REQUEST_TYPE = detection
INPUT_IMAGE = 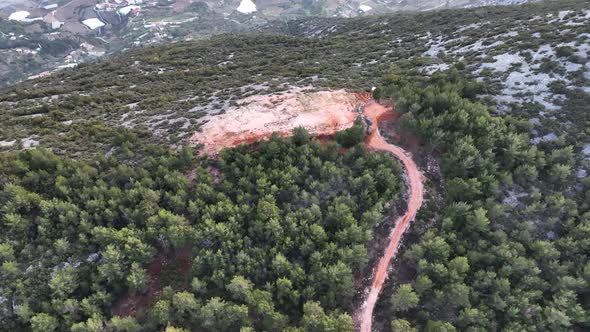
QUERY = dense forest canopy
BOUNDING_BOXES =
[1,71,588,331]
[377,72,590,331]
[0,127,404,331]
[0,0,589,329]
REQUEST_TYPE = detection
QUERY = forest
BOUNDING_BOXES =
[375,71,590,331]
[0,126,404,331]
[0,1,589,327]
[2,70,588,331]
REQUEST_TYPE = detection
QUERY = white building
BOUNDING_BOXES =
[237,0,257,14]
[82,18,106,30]
[8,11,31,21]
[51,21,64,29]
[359,5,372,12]
[118,5,140,16]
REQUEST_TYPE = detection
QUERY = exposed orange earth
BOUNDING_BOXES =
[359,102,425,332]
[190,89,361,154]
[191,89,424,332]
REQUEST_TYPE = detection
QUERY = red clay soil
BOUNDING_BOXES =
[190,89,362,155]
[112,243,193,317]
[358,102,425,332]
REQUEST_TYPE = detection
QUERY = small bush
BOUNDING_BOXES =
[555,46,576,58]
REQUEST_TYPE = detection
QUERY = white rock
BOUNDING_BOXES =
[422,63,450,74]
[0,140,16,147]
[22,137,39,149]
[531,133,557,144]
[86,252,100,263]
[558,10,572,20]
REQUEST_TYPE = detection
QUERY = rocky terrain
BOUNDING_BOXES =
[0,0,544,86]
[1,1,590,332]
[1,1,587,167]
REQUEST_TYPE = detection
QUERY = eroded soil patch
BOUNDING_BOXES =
[190,89,366,154]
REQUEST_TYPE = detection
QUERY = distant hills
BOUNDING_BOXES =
[0,0,587,164]
[0,0,543,86]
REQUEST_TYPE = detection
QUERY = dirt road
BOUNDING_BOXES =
[191,91,424,331]
[358,102,424,332]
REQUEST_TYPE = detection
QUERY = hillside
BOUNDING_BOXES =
[0,0,589,331]
[1,0,588,159]
[0,0,541,87]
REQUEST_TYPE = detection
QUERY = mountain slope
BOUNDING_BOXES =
[0,0,542,87]
[1,0,587,161]
[1,1,590,331]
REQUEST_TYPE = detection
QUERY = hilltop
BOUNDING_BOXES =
[1,1,590,331]
[1,0,588,163]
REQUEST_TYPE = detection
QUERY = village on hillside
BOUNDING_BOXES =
[0,0,544,86]
[0,0,149,83]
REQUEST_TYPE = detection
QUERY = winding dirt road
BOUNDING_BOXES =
[191,91,424,331]
[359,102,424,332]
